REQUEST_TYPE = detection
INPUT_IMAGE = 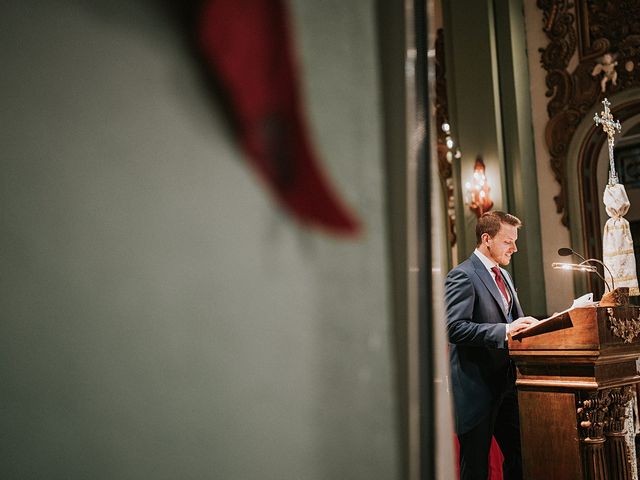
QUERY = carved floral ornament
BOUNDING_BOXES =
[577,389,610,440]
[606,307,640,343]
[538,0,640,226]
[576,386,634,438]
[576,386,636,477]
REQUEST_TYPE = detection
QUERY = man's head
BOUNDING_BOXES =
[475,211,522,266]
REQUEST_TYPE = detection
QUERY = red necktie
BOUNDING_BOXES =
[491,266,510,305]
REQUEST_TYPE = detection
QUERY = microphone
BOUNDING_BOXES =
[557,247,587,262]
[555,247,615,292]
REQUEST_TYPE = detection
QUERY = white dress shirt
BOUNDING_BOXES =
[474,248,512,339]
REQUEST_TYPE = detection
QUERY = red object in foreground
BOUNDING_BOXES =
[454,435,504,480]
[198,0,361,236]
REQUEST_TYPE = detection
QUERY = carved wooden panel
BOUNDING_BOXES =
[435,28,457,247]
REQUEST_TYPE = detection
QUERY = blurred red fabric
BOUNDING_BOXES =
[198,0,361,235]
[454,436,504,480]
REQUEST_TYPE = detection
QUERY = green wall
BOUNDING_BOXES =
[442,0,546,316]
[0,1,400,478]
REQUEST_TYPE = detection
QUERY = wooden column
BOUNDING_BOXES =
[604,386,635,480]
[577,390,610,480]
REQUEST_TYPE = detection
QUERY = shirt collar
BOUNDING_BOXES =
[473,248,499,272]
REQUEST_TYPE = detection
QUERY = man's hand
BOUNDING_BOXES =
[509,316,539,336]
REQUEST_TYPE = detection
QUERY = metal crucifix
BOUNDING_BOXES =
[594,98,622,185]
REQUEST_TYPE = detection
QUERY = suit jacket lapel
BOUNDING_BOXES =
[470,254,508,320]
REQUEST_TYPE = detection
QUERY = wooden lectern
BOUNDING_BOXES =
[509,305,640,479]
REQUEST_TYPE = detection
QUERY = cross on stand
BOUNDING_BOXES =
[594,98,622,185]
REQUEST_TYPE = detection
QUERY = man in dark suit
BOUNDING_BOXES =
[445,211,539,480]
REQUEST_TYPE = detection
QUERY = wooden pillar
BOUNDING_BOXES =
[604,386,635,480]
[577,390,610,480]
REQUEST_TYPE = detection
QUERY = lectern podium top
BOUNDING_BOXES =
[509,306,640,353]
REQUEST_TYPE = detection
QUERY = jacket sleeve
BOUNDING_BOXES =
[445,268,507,349]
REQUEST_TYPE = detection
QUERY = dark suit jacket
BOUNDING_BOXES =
[445,253,524,435]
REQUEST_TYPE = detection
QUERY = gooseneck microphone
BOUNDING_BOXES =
[557,247,586,262]
[554,247,615,292]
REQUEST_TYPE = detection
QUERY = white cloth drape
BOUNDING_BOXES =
[602,183,639,295]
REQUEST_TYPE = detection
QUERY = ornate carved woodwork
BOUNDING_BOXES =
[575,386,635,479]
[509,306,640,478]
[576,385,634,479]
[577,390,610,479]
[538,0,640,227]
[604,386,635,480]
[606,306,640,343]
[435,28,457,247]
[577,390,609,441]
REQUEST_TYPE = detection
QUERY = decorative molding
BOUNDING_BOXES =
[604,386,635,480]
[606,307,640,343]
[605,385,634,434]
[537,0,640,227]
[577,389,610,440]
[577,389,610,478]
[538,0,597,226]
[435,28,457,247]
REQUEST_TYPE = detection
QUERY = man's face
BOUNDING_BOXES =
[484,223,518,266]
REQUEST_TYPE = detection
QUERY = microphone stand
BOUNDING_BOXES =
[578,260,613,292]
[579,259,615,292]
[558,248,616,293]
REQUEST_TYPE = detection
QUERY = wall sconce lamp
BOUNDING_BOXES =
[441,122,462,163]
[465,155,493,217]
